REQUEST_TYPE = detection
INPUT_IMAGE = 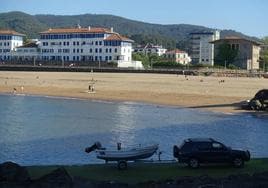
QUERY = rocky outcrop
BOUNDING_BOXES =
[31,167,73,188]
[0,161,30,182]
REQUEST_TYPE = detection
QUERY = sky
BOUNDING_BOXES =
[0,0,267,38]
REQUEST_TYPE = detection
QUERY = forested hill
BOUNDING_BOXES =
[0,11,257,50]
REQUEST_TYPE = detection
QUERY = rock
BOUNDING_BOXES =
[0,161,30,182]
[33,167,73,188]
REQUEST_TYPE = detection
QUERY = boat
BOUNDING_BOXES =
[85,142,159,169]
[96,144,159,161]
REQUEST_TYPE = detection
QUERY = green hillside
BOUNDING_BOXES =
[0,11,257,50]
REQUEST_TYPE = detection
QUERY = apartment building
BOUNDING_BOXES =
[38,27,133,64]
[0,30,24,61]
[189,30,220,65]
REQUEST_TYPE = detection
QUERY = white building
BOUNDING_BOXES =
[134,43,167,56]
[13,42,40,61]
[38,27,134,66]
[0,30,24,61]
[190,30,220,65]
[164,49,191,65]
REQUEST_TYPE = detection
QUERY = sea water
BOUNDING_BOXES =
[0,94,268,165]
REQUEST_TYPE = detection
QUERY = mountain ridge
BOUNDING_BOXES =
[0,11,259,50]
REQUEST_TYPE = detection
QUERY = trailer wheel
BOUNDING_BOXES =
[117,161,127,170]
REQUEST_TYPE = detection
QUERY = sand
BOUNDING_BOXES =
[0,71,267,114]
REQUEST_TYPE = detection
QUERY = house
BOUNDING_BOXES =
[134,43,167,56]
[189,30,220,65]
[211,37,261,70]
[0,30,24,61]
[163,49,191,65]
[13,41,40,61]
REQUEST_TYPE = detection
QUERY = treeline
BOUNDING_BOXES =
[0,11,256,50]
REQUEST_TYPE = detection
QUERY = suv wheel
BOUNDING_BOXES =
[188,158,199,169]
[233,158,244,168]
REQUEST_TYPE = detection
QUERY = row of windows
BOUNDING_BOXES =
[0,42,10,46]
[0,35,22,40]
[40,33,105,40]
[42,40,125,47]
[0,55,11,60]
[16,49,36,53]
[40,55,114,61]
[0,49,11,53]
[104,40,122,46]
[41,48,119,54]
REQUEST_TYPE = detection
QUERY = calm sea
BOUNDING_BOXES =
[0,94,268,165]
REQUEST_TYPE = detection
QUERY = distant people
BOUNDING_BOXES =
[13,88,17,94]
[219,79,225,83]
[88,84,95,92]
[21,86,24,92]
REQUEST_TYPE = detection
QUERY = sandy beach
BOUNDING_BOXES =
[0,71,267,114]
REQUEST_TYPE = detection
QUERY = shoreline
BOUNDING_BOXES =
[0,71,267,114]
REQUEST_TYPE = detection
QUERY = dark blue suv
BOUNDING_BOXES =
[173,138,250,168]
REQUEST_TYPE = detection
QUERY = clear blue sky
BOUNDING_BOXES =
[1,0,267,38]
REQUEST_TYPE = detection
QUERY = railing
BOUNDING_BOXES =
[0,61,267,77]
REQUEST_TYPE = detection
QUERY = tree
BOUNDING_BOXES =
[132,52,150,68]
[215,42,238,68]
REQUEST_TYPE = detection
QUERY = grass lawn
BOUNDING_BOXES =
[27,158,268,184]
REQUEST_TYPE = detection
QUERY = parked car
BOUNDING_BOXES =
[247,89,268,111]
[173,138,250,168]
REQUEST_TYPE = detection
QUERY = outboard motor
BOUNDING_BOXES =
[85,142,102,153]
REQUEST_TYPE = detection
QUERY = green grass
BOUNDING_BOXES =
[27,158,268,184]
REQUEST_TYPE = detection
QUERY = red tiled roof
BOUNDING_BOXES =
[104,33,133,42]
[39,27,113,34]
[0,30,25,36]
[166,49,186,54]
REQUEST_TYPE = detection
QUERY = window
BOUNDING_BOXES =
[99,48,102,53]
[197,142,211,151]
[81,49,83,53]
[99,41,102,45]
[109,56,112,60]
[105,56,108,61]
[89,49,92,53]
[95,56,98,61]
[73,42,76,46]
[106,48,108,53]
[109,48,112,53]
[77,49,79,53]
[95,41,98,45]
[73,56,75,61]
[73,49,75,53]
[212,143,223,149]
[95,48,98,53]
[67,42,69,46]
[77,42,79,46]
[115,48,117,53]
[63,42,66,46]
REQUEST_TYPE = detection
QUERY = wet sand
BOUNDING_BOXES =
[0,71,267,114]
